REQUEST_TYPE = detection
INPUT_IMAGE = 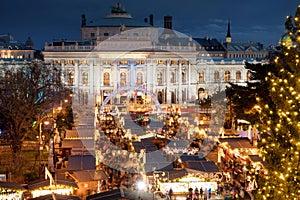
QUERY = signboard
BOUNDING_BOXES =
[160,182,189,193]
[0,174,6,181]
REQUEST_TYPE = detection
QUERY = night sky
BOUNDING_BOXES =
[2,0,300,50]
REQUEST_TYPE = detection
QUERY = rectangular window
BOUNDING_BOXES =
[136,60,145,65]
[157,60,165,65]
[119,60,128,65]
[80,60,88,65]
[103,60,111,65]
[67,60,74,65]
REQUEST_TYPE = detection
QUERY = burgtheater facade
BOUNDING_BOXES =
[42,3,266,108]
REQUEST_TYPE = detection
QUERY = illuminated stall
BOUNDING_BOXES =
[153,160,221,195]
[0,182,25,200]
[158,174,219,195]
[27,179,78,198]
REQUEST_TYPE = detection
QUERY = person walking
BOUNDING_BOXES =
[199,187,203,199]
[194,187,199,200]
[168,188,173,200]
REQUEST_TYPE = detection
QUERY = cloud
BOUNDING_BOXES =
[208,19,227,24]
[205,23,224,31]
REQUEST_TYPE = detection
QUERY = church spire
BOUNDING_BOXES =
[226,19,232,43]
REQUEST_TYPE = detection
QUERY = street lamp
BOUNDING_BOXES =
[243,166,248,189]
[38,121,48,178]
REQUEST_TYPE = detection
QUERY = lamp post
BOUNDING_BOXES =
[243,166,248,189]
[38,122,43,178]
[38,120,49,178]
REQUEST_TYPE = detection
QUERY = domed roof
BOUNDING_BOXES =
[25,37,34,49]
[85,2,151,28]
[279,33,293,47]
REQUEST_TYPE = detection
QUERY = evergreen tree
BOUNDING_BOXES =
[256,5,300,199]
[226,62,276,125]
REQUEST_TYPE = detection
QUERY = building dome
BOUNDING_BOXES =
[279,33,293,47]
[25,37,34,49]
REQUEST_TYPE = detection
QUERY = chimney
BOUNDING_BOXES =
[164,16,172,30]
[149,14,154,26]
[81,14,86,27]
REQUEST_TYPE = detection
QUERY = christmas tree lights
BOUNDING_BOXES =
[256,5,300,200]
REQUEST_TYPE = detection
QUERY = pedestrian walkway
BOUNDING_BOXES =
[173,194,225,200]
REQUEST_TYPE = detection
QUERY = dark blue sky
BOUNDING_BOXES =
[1,0,300,50]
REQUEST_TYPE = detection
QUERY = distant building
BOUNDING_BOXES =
[221,20,269,59]
[0,35,35,60]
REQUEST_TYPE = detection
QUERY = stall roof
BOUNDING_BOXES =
[27,179,78,190]
[151,169,186,180]
[219,137,254,149]
[29,194,80,200]
[86,189,123,200]
[185,161,219,173]
[68,154,96,171]
[248,155,266,166]
[72,170,108,182]
[0,181,25,190]
[180,155,206,162]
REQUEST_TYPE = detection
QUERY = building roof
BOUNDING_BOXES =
[84,3,151,28]
[153,169,187,180]
[0,181,25,190]
[219,137,254,149]
[68,154,96,171]
[180,155,206,162]
[72,170,108,182]
[185,160,219,173]
[145,162,173,174]
[87,17,152,27]
[222,41,266,52]
[27,179,78,190]
[29,194,80,200]
[248,155,266,166]
[193,37,225,51]
[86,189,123,200]
[0,35,33,50]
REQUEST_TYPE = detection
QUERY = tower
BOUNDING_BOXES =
[226,20,232,43]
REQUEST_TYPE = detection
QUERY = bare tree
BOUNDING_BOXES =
[0,60,71,182]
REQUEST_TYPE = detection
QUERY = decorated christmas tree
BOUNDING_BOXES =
[256,5,300,199]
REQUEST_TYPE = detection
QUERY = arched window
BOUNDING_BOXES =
[214,71,220,82]
[198,71,205,83]
[236,71,241,82]
[171,72,176,83]
[82,72,88,84]
[120,72,126,86]
[182,71,186,83]
[69,71,74,85]
[157,72,163,85]
[224,71,230,82]
[171,91,176,104]
[157,91,163,104]
[247,70,251,82]
[137,72,143,85]
[103,72,110,86]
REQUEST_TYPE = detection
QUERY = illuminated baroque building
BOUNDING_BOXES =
[42,3,268,108]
